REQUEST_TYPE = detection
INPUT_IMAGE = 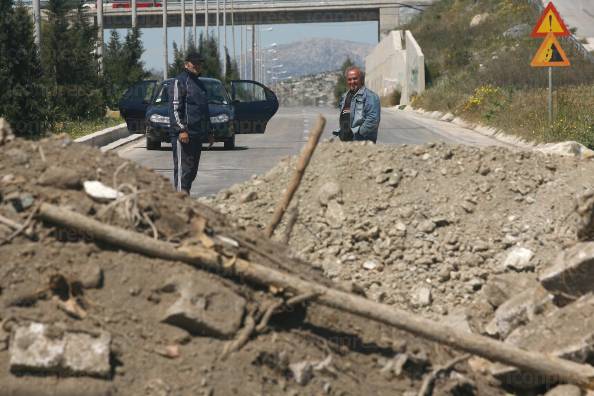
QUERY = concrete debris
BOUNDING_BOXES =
[539,242,594,300]
[537,141,594,160]
[484,285,555,339]
[289,360,314,386]
[325,200,345,228]
[79,263,104,289]
[38,166,83,190]
[317,181,342,206]
[412,287,432,307]
[491,294,594,388]
[480,274,539,309]
[162,276,246,339]
[83,180,123,202]
[380,353,408,378]
[363,259,379,271]
[502,247,534,272]
[9,322,111,378]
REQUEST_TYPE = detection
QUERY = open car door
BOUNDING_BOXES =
[230,80,279,134]
[118,80,157,133]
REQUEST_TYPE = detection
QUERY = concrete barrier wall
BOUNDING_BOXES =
[365,30,425,105]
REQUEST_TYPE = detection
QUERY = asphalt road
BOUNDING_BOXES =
[117,106,504,197]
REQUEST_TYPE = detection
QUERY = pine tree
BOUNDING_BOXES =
[224,48,239,86]
[0,0,47,138]
[201,35,222,80]
[168,42,185,77]
[334,57,355,105]
[42,0,105,122]
[122,27,147,84]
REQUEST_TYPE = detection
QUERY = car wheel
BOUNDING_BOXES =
[146,137,161,150]
[224,136,235,150]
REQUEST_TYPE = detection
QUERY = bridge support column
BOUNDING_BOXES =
[378,7,400,41]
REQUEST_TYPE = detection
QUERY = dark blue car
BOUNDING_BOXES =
[118,78,279,150]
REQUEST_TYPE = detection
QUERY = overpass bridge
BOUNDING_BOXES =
[91,0,434,39]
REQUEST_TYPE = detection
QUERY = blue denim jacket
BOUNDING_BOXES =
[338,86,381,142]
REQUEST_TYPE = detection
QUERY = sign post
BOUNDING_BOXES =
[530,2,570,128]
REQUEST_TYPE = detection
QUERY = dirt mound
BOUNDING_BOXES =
[0,136,505,395]
[204,141,591,320]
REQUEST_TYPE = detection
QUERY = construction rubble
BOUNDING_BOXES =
[2,127,594,395]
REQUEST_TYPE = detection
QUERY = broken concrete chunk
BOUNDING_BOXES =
[485,285,555,339]
[239,191,258,203]
[9,322,111,378]
[162,276,246,339]
[38,166,82,189]
[325,200,345,229]
[10,323,64,373]
[83,180,123,202]
[63,332,112,377]
[411,287,432,307]
[317,181,342,206]
[490,294,594,388]
[502,247,534,271]
[539,242,594,299]
[480,273,539,309]
[289,360,314,386]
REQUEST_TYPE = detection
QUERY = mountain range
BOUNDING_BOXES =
[244,37,375,79]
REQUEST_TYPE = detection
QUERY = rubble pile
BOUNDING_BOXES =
[205,139,594,389]
[205,141,591,314]
[3,129,594,394]
[0,134,501,395]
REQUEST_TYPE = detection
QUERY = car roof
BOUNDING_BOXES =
[162,77,222,84]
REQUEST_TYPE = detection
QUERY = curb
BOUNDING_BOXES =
[75,123,129,148]
[100,133,144,152]
[393,106,594,159]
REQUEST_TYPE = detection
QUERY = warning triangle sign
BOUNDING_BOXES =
[531,32,570,67]
[531,2,570,37]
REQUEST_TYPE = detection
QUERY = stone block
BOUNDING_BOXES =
[539,242,594,299]
[9,322,111,378]
[485,285,555,338]
[162,276,246,339]
[490,294,594,388]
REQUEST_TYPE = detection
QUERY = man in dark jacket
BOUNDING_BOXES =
[168,53,213,194]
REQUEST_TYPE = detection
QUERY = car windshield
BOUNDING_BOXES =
[153,80,230,105]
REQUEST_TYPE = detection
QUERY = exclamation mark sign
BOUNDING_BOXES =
[549,15,553,32]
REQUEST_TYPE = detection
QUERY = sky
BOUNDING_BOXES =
[105,20,378,74]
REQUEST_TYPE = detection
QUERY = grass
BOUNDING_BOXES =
[407,0,594,147]
[53,110,124,140]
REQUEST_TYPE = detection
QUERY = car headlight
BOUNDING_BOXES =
[149,114,170,125]
[210,114,230,124]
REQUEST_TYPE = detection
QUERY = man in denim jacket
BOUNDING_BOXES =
[333,67,381,143]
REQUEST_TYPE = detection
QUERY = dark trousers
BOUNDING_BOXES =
[171,134,202,194]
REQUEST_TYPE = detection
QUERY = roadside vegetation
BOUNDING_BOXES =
[0,0,239,140]
[407,0,594,147]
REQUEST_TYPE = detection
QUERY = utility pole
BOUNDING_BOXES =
[216,0,220,47]
[97,0,104,75]
[204,0,209,40]
[251,24,255,81]
[32,0,41,48]
[231,0,236,70]
[163,0,168,80]
[181,0,186,51]
[239,23,243,79]
[192,0,196,44]
[223,0,227,76]
[132,0,137,28]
